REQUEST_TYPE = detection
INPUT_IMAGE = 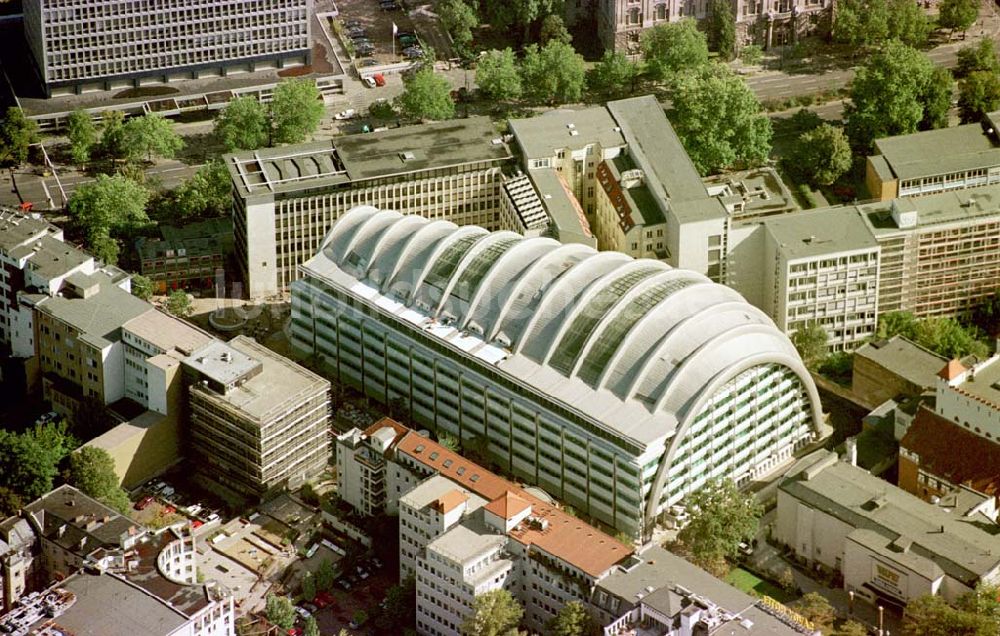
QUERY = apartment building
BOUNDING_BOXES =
[226,117,515,298]
[0,210,95,359]
[24,0,312,96]
[776,450,1000,606]
[865,116,1000,201]
[593,0,831,54]
[183,336,330,497]
[295,206,826,538]
[136,218,232,295]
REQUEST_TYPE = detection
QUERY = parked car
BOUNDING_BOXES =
[373,73,386,87]
[35,411,59,425]
[185,504,203,516]
[312,596,329,609]
[344,19,363,28]
[162,505,176,515]
[134,496,155,511]
[286,629,302,636]
[335,109,357,120]
[404,48,423,59]
[359,58,379,67]
[380,2,400,10]
[362,76,377,88]
[395,29,416,38]
[356,45,375,56]
[191,519,203,529]
[347,26,366,36]
[398,34,418,47]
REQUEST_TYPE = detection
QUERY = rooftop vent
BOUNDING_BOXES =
[569,130,579,136]
[399,151,416,161]
[220,351,232,363]
[566,123,576,129]
[491,138,503,145]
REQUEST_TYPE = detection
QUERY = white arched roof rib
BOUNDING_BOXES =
[462,237,561,333]
[365,214,429,286]
[381,220,462,299]
[409,227,490,312]
[596,282,725,395]
[338,210,404,279]
[570,269,703,384]
[624,296,769,402]
[540,260,666,371]
[321,205,381,262]
[431,232,521,318]
[486,242,592,342]
[516,251,632,360]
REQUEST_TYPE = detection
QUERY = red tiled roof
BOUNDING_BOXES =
[901,405,1000,495]
[484,492,532,520]
[938,360,966,381]
[394,429,633,577]
[363,417,409,439]
[432,489,469,514]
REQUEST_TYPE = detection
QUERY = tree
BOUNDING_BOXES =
[438,0,479,51]
[676,478,762,575]
[315,558,335,591]
[352,609,368,627]
[271,79,325,145]
[265,595,296,630]
[642,20,709,83]
[166,290,192,317]
[589,50,639,99]
[67,446,129,513]
[398,67,455,121]
[669,65,772,175]
[740,44,764,66]
[846,40,951,153]
[877,311,989,359]
[539,14,572,45]
[794,593,836,633]
[99,111,128,161]
[959,71,1000,124]
[461,589,523,636]
[786,124,852,187]
[89,232,121,266]
[545,601,591,636]
[939,0,979,37]
[956,39,1000,77]
[215,96,269,151]
[123,113,184,163]
[520,40,587,105]
[173,159,231,219]
[66,109,97,166]
[920,66,954,130]
[833,620,869,636]
[69,174,150,243]
[0,422,73,503]
[438,434,460,452]
[376,578,416,632]
[476,48,523,103]
[904,593,994,635]
[0,488,23,519]
[887,0,930,47]
[301,572,316,601]
[832,0,889,49]
[369,99,396,120]
[791,322,830,368]
[303,617,319,636]
[706,0,736,59]
[0,107,38,169]
[480,0,561,43]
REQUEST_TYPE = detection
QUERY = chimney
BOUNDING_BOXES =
[845,438,858,467]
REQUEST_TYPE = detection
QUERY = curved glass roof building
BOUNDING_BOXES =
[291,206,827,538]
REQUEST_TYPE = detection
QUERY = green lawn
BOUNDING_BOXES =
[726,567,798,604]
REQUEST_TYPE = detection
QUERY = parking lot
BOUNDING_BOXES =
[330,0,452,68]
[311,559,397,634]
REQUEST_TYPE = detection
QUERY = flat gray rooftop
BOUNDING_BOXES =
[36,271,152,349]
[227,117,511,199]
[183,339,260,387]
[859,184,1000,234]
[854,336,946,390]
[874,123,1000,181]
[9,234,91,281]
[954,356,1000,408]
[528,167,595,246]
[0,210,56,252]
[764,205,878,260]
[508,106,625,159]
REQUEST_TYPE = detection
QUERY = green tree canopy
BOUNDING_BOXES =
[67,446,129,513]
[479,0,561,43]
[877,311,989,359]
[68,174,150,245]
[786,123,852,187]
[66,109,97,166]
[476,48,523,103]
[959,70,1000,124]
[676,478,762,575]
[832,0,889,48]
[439,0,479,50]
[99,111,128,161]
[833,620,869,636]
[173,159,232,219]
[375,578,416,632]
[904,591,996,635]
[0,422,73,503]
[740,43,764,66]
[669,65,772,175]
[461,589,523,636]
[131,274,154,301]
[921,66,954,130]
[301,572,316,601]
[642,19,709,83]
[123,113,184,163]
[846,40,952,153]
[589,50,639,99]
[956,39,1000,77]
[706,0,736,59]
[539,14,572,45]
[939,0,979,35]
[887,0,930,46]
[0,107,39,169]
[271,79,325,145]
[303,616,319,636]
[545,601,592,636]
[791,322,830,368]
[398,67,456,121]
[166,290,192,317]
[437,434,460,452]
[794,593,836,633]
[215,96,269,152]
[265,595,296,630]
[315,558,335,591]
[520,40,586,105]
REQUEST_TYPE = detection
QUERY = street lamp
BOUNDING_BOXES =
[848,590,854,616]
[878,605,885,636]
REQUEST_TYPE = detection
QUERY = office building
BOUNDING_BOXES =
[226,117,515,297]
[865,116,1000,201]
[136,218,232,295]
[592,0,831,54]
[776,450,1000,606]
[0,210,96,359]
[23,0,312,97]
[295,206,826,538]
[183,336,331,497]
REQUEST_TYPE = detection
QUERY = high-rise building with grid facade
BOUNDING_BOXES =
[23,0,312,96]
